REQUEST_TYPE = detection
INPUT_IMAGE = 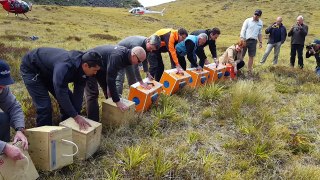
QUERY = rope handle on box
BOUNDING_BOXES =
[61,139,79,157]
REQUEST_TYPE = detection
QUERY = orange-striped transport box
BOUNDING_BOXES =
[128,78,163,112]
[186,68,210,88]
[160,69,191,95]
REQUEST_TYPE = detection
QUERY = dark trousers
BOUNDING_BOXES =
[290,44,304,68]
[148,51,165,82]
[84,69,108,122]
[237,60,245,70]
[20,65,72,126]
[175,55,187,70]
[0,111,10,142]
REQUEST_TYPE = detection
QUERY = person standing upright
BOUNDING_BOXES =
[260,17,287,65]
[288,15,308,69]
[240,9,263,74]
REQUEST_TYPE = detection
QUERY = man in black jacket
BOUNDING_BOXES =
[84,46,146,122]
[191,27,220,66]
[20,48,102,130]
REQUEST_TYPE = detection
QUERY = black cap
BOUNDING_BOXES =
[0,60,14,86]
[254,9,262,16]
[82,51,103,66]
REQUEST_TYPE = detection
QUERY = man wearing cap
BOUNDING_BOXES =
[191,27,221,66]
[260,16,287,65]
[306,39,320,75]
[288,15,308,69]
[175,33,208,70]
[20,48,102,130]
[115,35,161,96]
[240,9,263,75]
[84,46,146,122]
[149,28,188,81]
[0,60,28,161]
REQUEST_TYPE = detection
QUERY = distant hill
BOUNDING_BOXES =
[30,0,141,7]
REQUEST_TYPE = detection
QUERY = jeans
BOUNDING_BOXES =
[290,44,304,68]
[260,41,282,64]
[0,111,10,142]
[21,65,75,126]
[115,66,138,96]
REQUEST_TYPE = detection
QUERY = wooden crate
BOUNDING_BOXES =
[0,142,39,180]
[25,126,75,171]
[128,78,163,112]
[59,118,102,160]
[102,98,135,127]
[159,69,191,95]
[216,64,227,82]
[186,68,210,88]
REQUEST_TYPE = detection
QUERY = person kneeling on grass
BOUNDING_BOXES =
[218,40,246,74]
[306,39,320,76]
[0,59,28,161]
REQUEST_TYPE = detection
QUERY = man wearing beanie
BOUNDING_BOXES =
[20,48,102,130]
[240,9,264,75]
[115,35,161,96]
[0,59,28,161]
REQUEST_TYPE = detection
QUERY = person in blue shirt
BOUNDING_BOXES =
[20,48,102,130]
[175,33,208,70]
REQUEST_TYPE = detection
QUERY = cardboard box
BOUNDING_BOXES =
[224,63,237,79]
[102,98,135,127]
[159,69,191,95]
[186,68,210,87]
[0,142,39,180]
[59,118,102,160]
[128,78,163,112]
[25,126,75,171]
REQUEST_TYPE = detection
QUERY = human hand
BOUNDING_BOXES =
[116,101,129,112]
[204,59,210,65]
[146,72,154,80]
[234,66,238,74]
[139,81,151,90]
[259,42,262,48]
[74,115,91,131]
[13,131,28,150]
[3,143,25,161]
[176,65,184,73]
[196,65,203,71]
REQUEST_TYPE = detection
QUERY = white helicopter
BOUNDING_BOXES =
[129,7,165,16]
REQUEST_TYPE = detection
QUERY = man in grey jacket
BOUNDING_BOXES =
[116,35,161,95]
[0,60,28,160]
[288,15,308,69]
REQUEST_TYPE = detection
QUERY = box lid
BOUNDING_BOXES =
[165,69,191,80]
[186,68,209,75]
[26,126,67,132]
[103,98,135,107]
[130,78,163,94]
[59,118,102,134]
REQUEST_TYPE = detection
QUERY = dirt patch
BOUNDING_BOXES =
[88,33,119,41]
[65,36,82,41]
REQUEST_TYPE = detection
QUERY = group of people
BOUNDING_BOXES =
[1,9,319,163]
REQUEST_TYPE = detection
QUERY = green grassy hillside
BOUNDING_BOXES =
[1,0,320,179]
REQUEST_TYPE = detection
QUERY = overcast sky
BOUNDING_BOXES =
[138,0,175,7]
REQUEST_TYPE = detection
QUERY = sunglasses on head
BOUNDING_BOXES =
[133,52,142,63]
